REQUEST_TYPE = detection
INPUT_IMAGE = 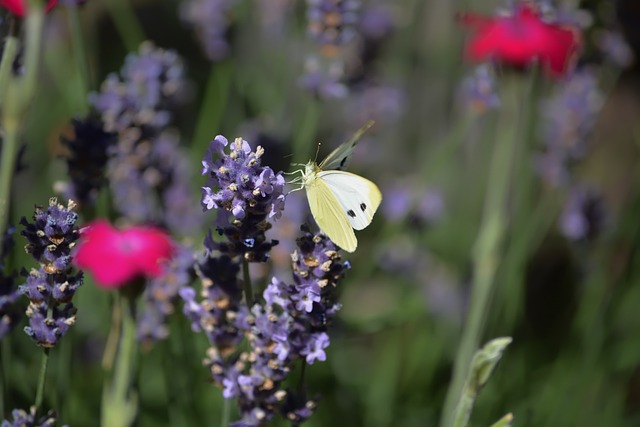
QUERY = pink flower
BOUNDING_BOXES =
[0,0,58,17]
[458,3,581,77]
[73,220,174,289]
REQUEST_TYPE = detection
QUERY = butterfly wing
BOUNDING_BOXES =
[317,171,382,231]
[318,120,374,171]
[305,176,358,252]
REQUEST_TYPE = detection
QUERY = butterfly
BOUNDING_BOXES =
[290,121,382,252]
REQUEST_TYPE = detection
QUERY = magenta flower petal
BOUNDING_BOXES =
[73,220,174,289]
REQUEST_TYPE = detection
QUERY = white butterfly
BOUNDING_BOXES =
[290,121,382,252]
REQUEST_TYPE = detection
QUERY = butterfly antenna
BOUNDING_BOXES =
[314,143,321,163]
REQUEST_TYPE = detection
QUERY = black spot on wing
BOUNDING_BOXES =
[360,203,367,211]
[339,156,347,169]
[347,209,356,218]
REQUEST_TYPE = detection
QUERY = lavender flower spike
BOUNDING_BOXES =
[1,406,60,427]
[201,135,286,262]
[19,198,83,348]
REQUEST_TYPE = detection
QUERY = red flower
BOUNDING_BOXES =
[73,220,174,289]
[0,0,58,18]
[458,3,581,77]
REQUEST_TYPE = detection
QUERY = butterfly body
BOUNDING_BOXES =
[295,123,382,252]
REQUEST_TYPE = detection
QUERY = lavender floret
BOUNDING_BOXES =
[1,407,61,427]
[19,198,83,348]
[201,136,285,262]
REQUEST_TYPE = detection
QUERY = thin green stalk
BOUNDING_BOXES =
[0,29,19,105]
[67,3,91,113]
[192,62,233,156]
[34,348,51,415]
[0,129,19,238]
[221,397,230,427]
[105,0,145,52]
[242,258,253,307]
[440,75,526,427]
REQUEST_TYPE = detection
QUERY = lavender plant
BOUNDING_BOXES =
[19,198,83,348]
[1,407,60,427]
[183,135,348,426]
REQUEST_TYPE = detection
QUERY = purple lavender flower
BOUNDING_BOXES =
[538,68,603,187]
[358,2,394,41]
[57,118,117,210]
[137,246,196,345]
[1,407,60,427]
[226,226,349,426]
[180,0,235,62]
[298,56,348,100]
[458,64,500,114]
[559,185,607,242]
[201,135,285,262]
[90,42,185,134]
[89,43,201,233]
[307,0,360,55]
[0,226,21,340]
[598,30,634,68]
[19,198,83,348]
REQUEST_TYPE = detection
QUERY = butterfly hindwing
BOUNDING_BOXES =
[317,171,382,231]
[305,176,358,252]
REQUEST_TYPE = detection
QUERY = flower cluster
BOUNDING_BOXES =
[58,118,117,210]
[201,135,285,262]
[458,64,500,114]
[458,1,581,78]
[87,42,201,234]
[183,226,349,426]
[1,406,59,427]
[137,245,195,344]
[0,226,21,340]
[301,0,361,99]
[559,185,607,242]
[19,198,82,348]
[180,0,235,62]
[537,68,603,187]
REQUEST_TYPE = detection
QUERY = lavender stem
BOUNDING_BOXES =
[34,348,50,416]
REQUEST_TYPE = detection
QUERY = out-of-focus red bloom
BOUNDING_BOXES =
[73,220,174,289]
[0,0,58,18]
[458,3,581,77]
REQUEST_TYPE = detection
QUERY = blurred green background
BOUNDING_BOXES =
[4,0,640,426]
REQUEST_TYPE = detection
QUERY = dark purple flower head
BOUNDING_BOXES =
[1,407,60,427]
[20,198,80,272]
[58,118,117,209]
[19,198,83,348]
[0,226,21,340]
[201,135,285,262]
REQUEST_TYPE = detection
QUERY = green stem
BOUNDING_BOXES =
[105,0,145,52]
[112,296,137,409]
[192,62,233,156]
[242,258,253,307]
[221,397,230,427]
[0,129,20,240]
[0,26,19,105]
[34,348,51,415]
[440,76,525,427]
[67,2,91,113]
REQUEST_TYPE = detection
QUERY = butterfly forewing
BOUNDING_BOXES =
[305,176,358,252]
[318,120,375,171]
[317,171,382,231]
